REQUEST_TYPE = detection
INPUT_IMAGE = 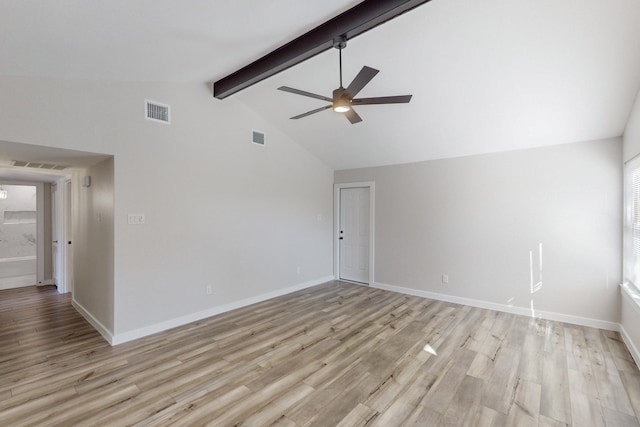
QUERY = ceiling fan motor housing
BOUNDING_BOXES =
[332,87,351,111]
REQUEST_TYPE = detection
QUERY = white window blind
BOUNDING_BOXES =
[624,156,640,288]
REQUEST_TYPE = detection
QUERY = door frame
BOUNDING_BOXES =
[334,182,375,285]
[52,176,73,294]
[51,183,61,290]
[64,179,73,294]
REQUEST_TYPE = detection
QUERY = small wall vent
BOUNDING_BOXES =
[145,100,170,124]
[252,130,265,146]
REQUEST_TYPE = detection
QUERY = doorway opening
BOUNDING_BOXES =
[0,184,37,290]
[334,182,375,285]
[0,176,73,293]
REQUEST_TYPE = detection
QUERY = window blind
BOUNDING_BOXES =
[624,156,640,288]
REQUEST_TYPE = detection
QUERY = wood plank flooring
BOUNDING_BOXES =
[1,282,640,426]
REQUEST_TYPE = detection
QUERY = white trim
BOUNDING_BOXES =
[334,182,375,285]
[620,283,640,367]
[111,276,334,346]
[72,298,114,345]
[371,281,620,332]
[53,177,68,293]
[64,179,74,294]
[0,275,37,290]
[621,282,640,316]
[620,324,640,369]
[0,255,37,263]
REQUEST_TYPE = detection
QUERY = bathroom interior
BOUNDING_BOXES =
[0,184,37,290]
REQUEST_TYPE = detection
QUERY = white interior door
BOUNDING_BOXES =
[64,180,73,293]
[51,184,60,287]
[339,187,370,283]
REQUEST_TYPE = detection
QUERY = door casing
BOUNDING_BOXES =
[334,182,375,285]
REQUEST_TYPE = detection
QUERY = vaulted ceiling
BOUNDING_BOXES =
[2,0,640,170]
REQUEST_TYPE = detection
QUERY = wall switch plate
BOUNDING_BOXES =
[206,285,213,295]
[442,274,449,284]
[128,214,145,225]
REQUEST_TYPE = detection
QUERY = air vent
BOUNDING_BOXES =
[12,160,69,170]
[252,130,265,146]
[145,100,170,124]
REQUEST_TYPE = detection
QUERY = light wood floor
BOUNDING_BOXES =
[1,283,640,426]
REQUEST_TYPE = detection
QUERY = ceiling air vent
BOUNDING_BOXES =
[145,100,170,124]
[12,160,69,170]
[252,130,265,146]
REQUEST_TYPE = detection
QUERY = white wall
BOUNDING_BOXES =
[336,138,622,326]
[0,77,334,342]
[624,90,640,162]
[74,158,114,333]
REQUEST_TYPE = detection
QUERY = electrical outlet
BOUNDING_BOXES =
[442,274,449,284]
[206,285,213,295]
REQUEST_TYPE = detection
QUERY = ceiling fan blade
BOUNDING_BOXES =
[351,95,412,105]
[345,66,379,98]
[278,86,333,102]
[344,107,363,124]
[290,105,332,119]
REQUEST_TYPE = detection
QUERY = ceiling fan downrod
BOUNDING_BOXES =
[334,36,347,89]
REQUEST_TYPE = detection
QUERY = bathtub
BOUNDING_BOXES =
[0,256,37,290]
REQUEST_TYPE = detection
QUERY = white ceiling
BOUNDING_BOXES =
[1,0,640,170]
[0,140,110,183]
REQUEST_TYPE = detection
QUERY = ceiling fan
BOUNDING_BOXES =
[278,37,412,124]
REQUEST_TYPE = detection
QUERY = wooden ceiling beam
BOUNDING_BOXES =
[213,0,433,99]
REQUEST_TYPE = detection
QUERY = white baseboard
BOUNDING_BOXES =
[620,324,640,369]
[371,282,620,332]
[0,275,37,290]
[72,298,114,345]
[111,276,335,346]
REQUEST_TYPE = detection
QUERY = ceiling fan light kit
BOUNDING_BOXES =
[332,88,351,112]
[278,38,412,124]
